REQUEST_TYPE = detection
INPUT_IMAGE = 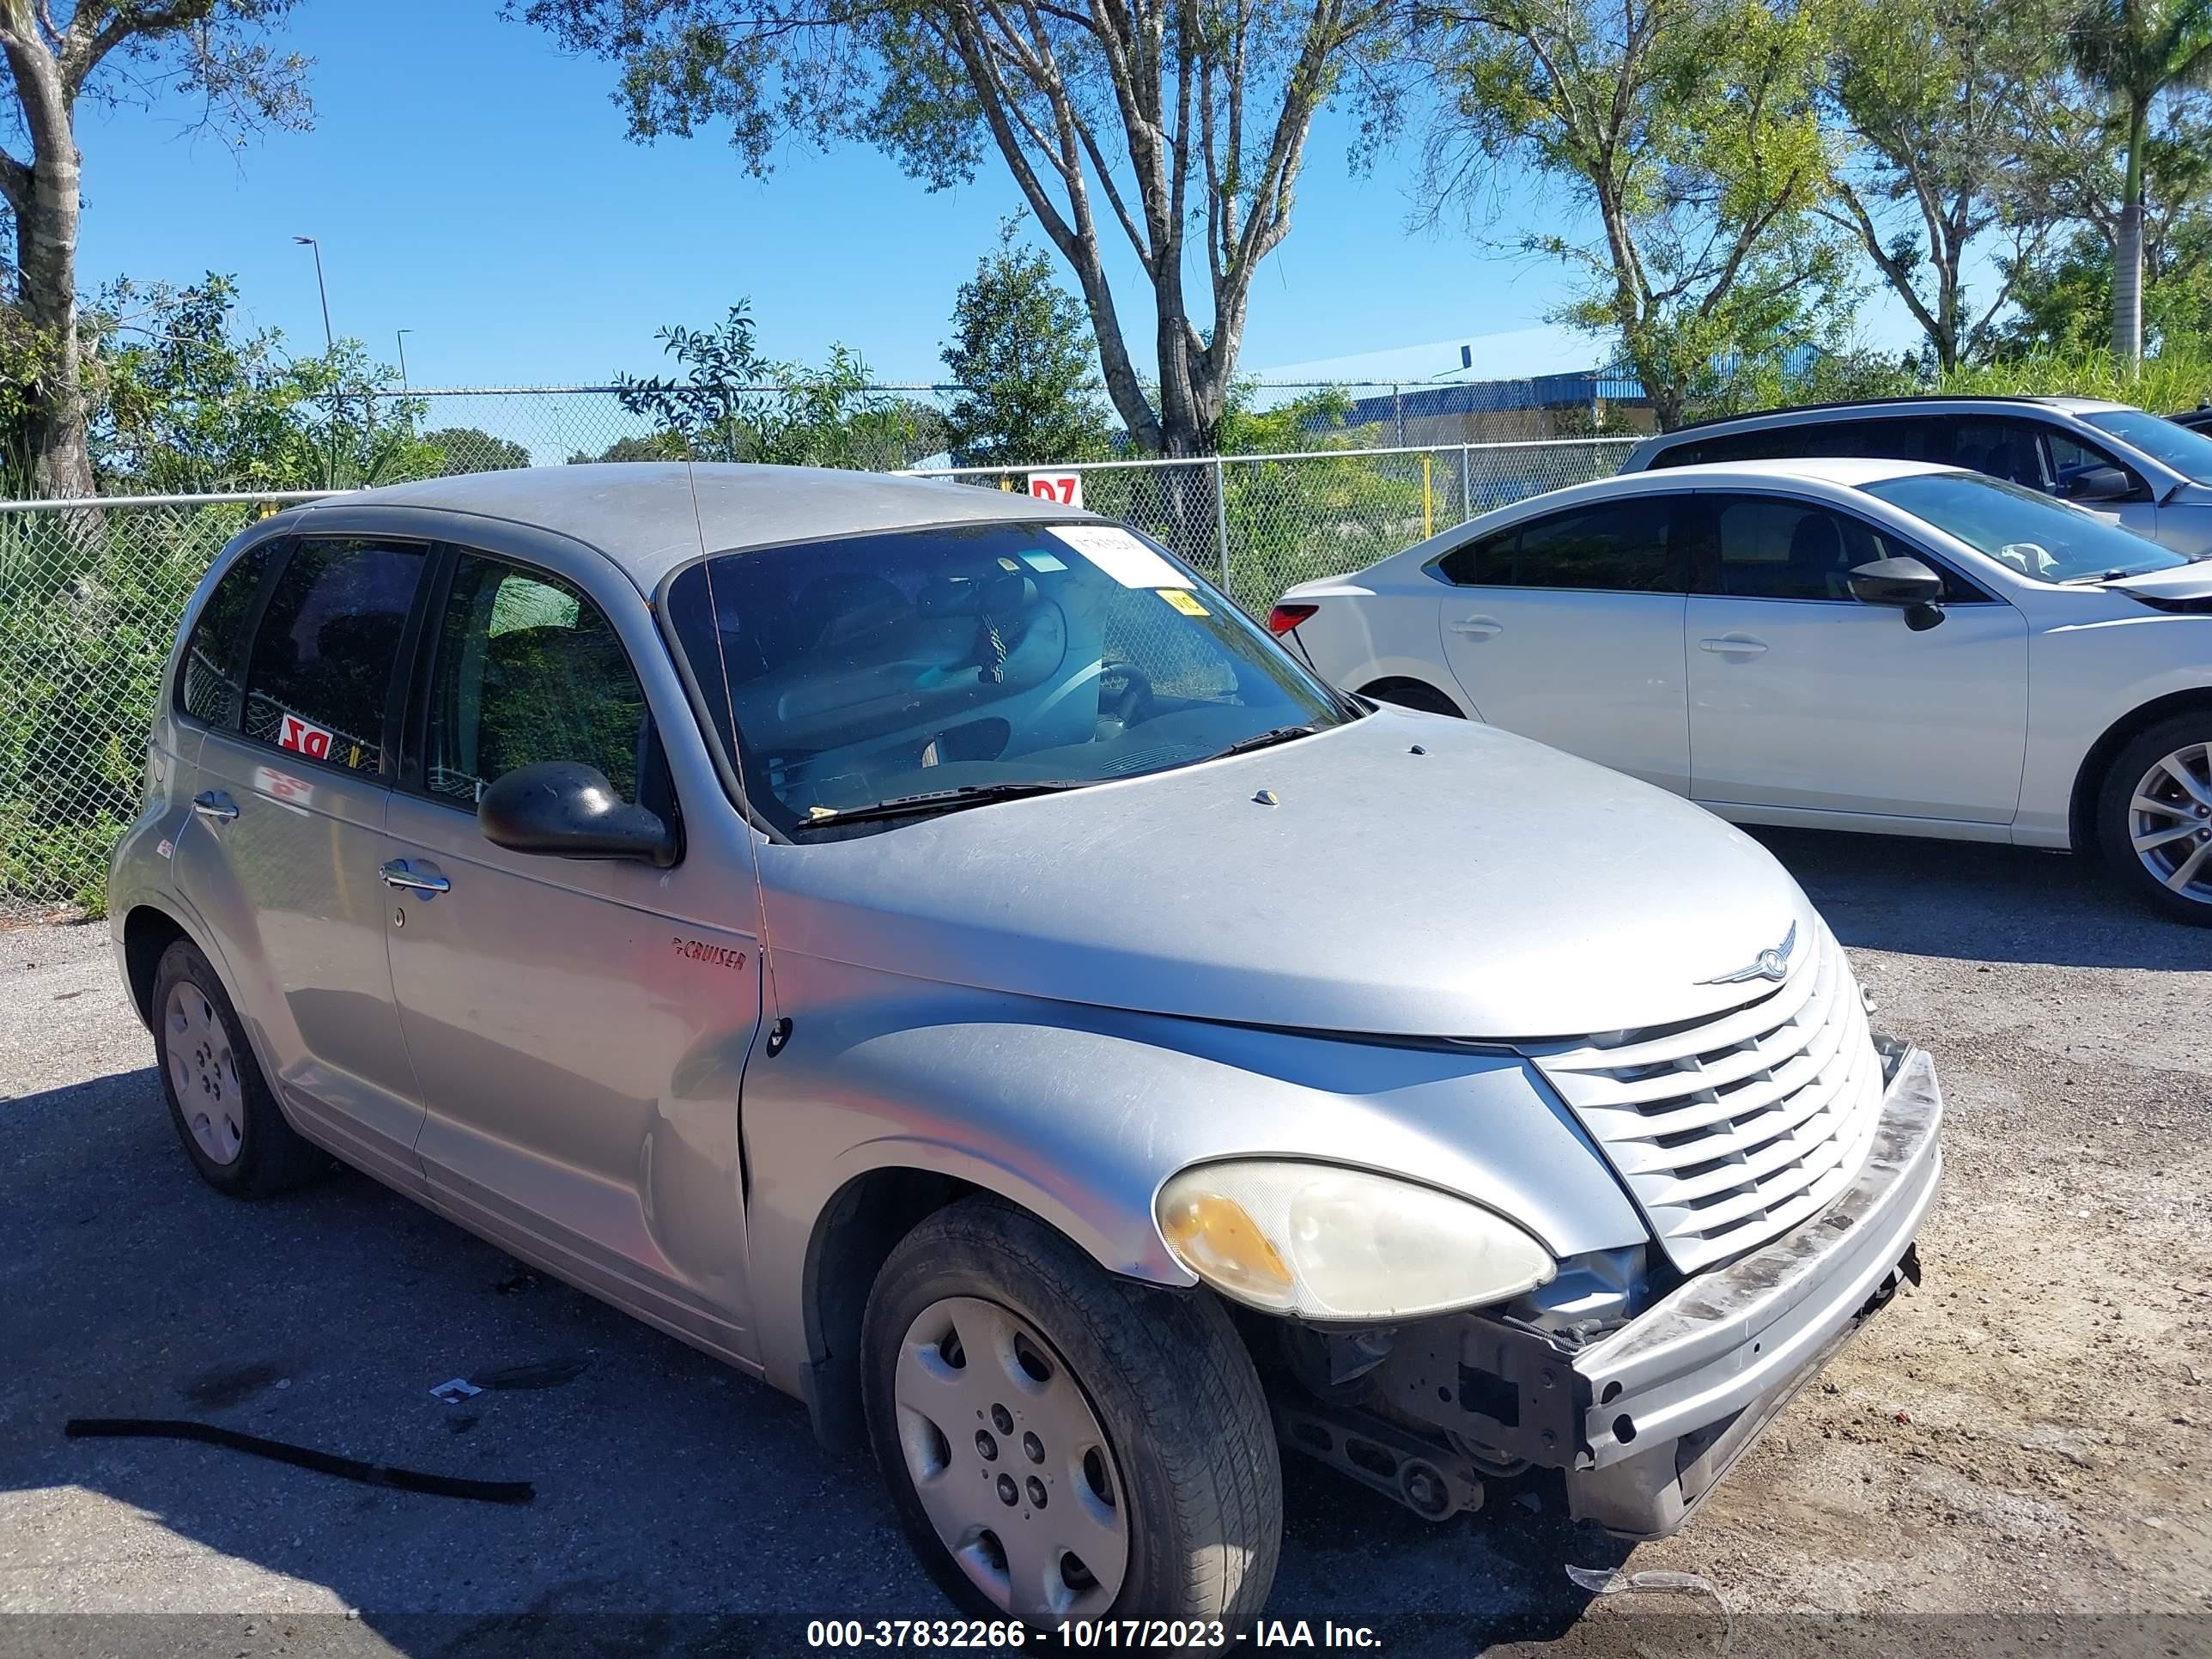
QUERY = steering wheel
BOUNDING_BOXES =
[1099,658,1156,726]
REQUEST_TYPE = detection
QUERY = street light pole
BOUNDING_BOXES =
[293,236,337,486]
[292,236,333,350]
[396,329,414,391]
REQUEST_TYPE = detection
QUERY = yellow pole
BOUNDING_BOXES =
[1422,455,1434,539]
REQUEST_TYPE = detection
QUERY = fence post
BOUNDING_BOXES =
[1211,456,1231,597]
[1460,444,1473,526]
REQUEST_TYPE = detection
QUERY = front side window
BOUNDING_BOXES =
[244,538,426,772]
[178,542,275,726]
[1436,501,1677,592]
[665,520,1346,832]
[1692,496,1899,601]
[1858,471,2186,583]
[1945,418,2050,489]
[424,556,651,805]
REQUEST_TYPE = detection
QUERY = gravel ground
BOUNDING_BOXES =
[2,827,2208,1657]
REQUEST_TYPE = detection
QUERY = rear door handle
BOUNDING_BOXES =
[1698,635,1768,656]
[191,791,239,823]
[380,859,451,896]
[1449,616,1504,639]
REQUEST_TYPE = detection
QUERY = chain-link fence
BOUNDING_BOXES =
[904,438,1638,613]
[0,436,1632,918]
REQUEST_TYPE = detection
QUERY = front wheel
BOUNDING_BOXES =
[862,1199,1281,1629]
[2096,715,2212,924]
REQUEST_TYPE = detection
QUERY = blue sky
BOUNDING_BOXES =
[73,0,1924,392]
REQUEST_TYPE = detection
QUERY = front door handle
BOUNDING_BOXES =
[1449,616,1504,639]
[380,859,451,896]
[191,791,239,823]
[1698,635,1769,656]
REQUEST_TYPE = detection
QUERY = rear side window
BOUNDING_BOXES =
[1434,501,1678,592]
[244,539,427,772]
[177,543,275,726]
[1652,415,1947,469]
[423,555,651,805]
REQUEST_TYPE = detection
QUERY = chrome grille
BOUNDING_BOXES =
[1527,922,1884,1273]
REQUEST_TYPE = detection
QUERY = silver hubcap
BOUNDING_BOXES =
[2129,742,2212,904]
[164,981,243,1165]
[893,1296,1129,1622]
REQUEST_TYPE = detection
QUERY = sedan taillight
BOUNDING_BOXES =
[1267,602,1318,635]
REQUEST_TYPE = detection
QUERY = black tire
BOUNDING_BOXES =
[1358,678,1464,717]
[150,939,330,1194]
[862,1197,1281,1631]
[2094,712,2212,926]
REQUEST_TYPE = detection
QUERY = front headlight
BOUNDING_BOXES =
[1154,1160,1555,1322]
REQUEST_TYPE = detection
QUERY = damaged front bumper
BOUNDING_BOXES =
[1563,1043,1942,1534]
[1349,1043,1942,1536]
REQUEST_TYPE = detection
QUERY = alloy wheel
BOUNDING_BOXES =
[164,980,243,1164]
[2128,741,2212,904]
[892,1295,1129,1623]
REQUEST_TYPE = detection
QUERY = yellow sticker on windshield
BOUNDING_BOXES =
[1158,588,1210,617]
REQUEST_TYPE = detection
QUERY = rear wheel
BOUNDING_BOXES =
[152,939,330,1194]
[2096,714,2212,924]
[862,1199,1281,1629]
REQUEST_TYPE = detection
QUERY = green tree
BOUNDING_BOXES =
[2061,0,2212,362]
[615,301,934,470]
[98,273,434,492]
[1419,0,1853,429]
[424,427,532,474]
[1820,0,2057,370]
[0,2,312,497]
[518,0,1396,459]
[941,219,1112,466]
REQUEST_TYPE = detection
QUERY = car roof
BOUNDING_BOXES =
[1651,394,2132,439]
[285,462,1085,589]
[1620,456,1957,487]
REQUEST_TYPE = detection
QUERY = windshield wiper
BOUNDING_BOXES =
[800,779,1091,828]
[1193,724,1323,765]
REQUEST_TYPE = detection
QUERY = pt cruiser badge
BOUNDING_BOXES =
[1702,920,1798,985]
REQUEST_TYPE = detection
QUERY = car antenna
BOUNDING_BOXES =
[684,450,788,1037]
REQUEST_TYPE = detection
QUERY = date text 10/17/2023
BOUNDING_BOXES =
[805,1621,1383,1649]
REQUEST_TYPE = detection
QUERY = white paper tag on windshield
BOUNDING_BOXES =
[1050,525,1192,589]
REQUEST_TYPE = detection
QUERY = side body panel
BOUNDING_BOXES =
[738,949,1650,1404]
[376,518,770,1366]
[1434,590,1690,793]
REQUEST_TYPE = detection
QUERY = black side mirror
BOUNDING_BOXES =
[2064,464,2134,503]
[479,761,677,867]
[1847,556,1948,631]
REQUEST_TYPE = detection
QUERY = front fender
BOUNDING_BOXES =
[742,951,1649,1405]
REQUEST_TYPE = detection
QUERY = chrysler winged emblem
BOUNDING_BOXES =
[1701,921,1797,986]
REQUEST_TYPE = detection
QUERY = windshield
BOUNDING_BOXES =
[665,519,1349,833]
[2081,406,2212,483]
[1859,471,2189,583]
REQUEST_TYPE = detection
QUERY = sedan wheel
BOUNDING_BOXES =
[892,1296,1128,1621]
[2127,740,2212,902]
[2097,715,2212,925]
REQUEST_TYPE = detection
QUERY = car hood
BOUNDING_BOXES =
[754,708,1819,1040]
[2111,562,2212,599]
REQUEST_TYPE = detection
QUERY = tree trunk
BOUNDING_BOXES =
[2113,104,2147,365]
[3,29,94,499]
[2112,200,2144,364]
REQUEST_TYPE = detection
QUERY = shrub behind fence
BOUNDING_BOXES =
[0,438,1632,919]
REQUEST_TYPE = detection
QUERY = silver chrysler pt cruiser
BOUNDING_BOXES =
[110,465,1942,1625]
